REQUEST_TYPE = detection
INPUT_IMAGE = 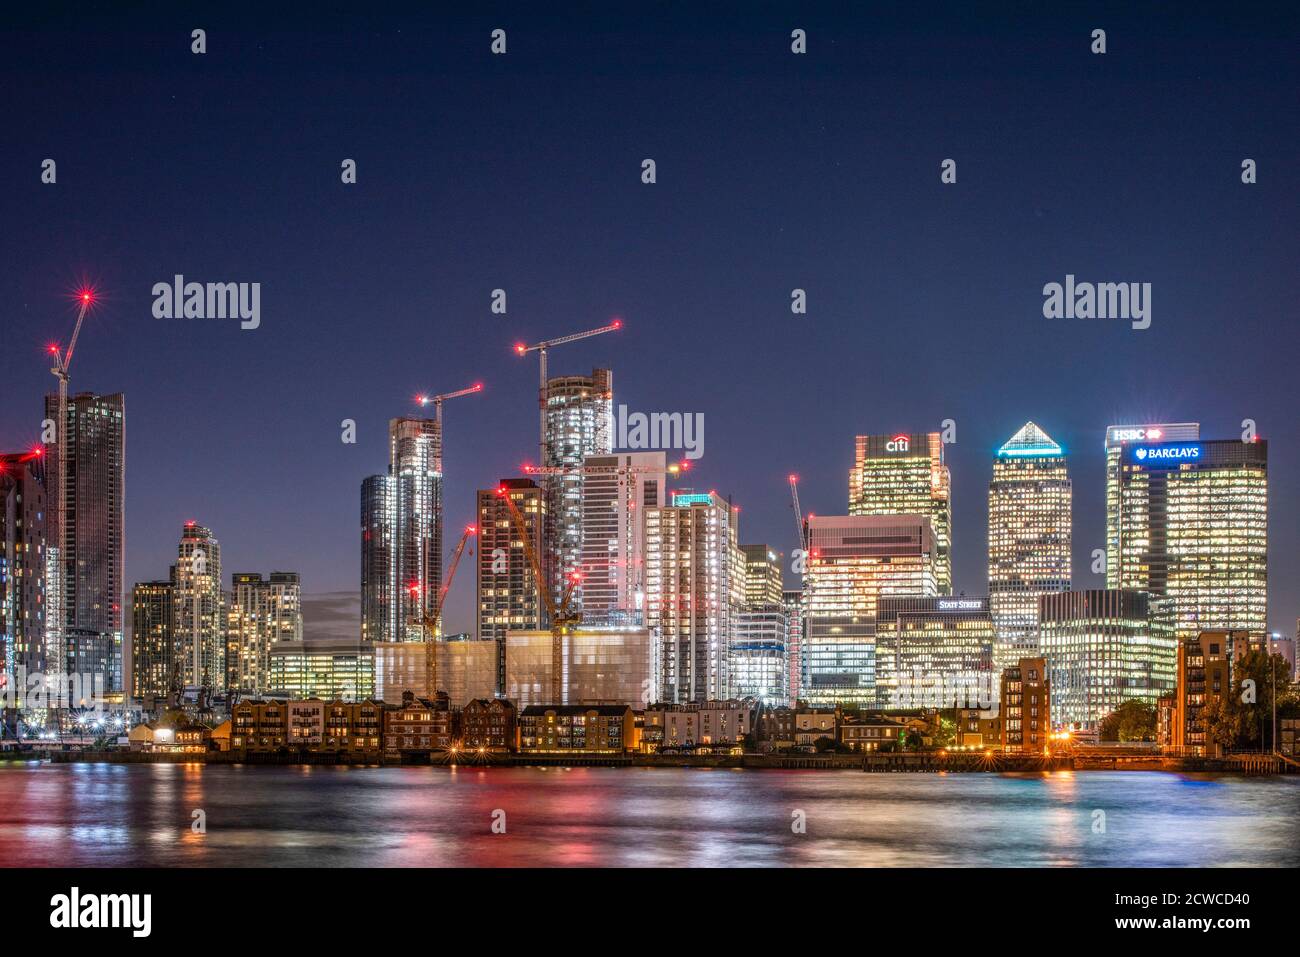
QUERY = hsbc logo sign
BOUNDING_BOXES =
[886,434,911,452]
[1110,427,1164,443]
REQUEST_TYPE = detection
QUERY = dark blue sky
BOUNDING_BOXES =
[3,2,1297,639]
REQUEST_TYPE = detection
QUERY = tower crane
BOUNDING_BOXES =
[46,287,97,701]
[513,320,622,466]
[788,474,808,561]
[415,382,483,474]
[495,485,581,704]
[408,524,477,698]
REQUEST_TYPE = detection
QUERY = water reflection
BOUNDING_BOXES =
[0,763,1296,867]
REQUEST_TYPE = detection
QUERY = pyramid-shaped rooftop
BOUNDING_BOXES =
[997,421,1064,457]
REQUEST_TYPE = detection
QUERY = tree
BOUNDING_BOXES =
[1099,699,1157,742]
[1200,693,1251,752]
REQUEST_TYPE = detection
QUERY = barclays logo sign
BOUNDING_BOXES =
[1129,443,1203,467]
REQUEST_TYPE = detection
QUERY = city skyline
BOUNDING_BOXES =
[3,5,1297,646]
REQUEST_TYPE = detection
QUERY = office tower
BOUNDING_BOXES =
[130,580,174,703]
[44,392,125,692]
[173,523,224,691]
[477,478,547,693]
[1,450,49,677]
[226,571,303,696]
[987,422,1071,668]
[1104,423,1200,587]
[644,490,741,704]
[543,369,613,604]
[849,432,952,594]
[505,624,652,708]
[874,596,996,710]
[1113,437,1267,641]
[267,637,374,701]
[727,545,789,703]
[578,451,666,624]
[359,416,442,645]
[782,588,803,702]
[1039,589,1176,731]
[1000,657,1051,753]
[802,515,938,707]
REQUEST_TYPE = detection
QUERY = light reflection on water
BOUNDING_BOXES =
[0,762,1296,867]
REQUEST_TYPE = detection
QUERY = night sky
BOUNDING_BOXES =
[3,2,1297,641]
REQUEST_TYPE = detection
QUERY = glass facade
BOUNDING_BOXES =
[987,422,1072,669]
[802,515,938,707]
[849,432,952,594]
[875,596,996,709]
[1039,589,1176,730]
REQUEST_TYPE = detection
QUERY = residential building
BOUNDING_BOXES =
[643,698,757,750]
[1000,657,1050,753]
[173,523,224,692]
[383,690,455,753]
[130,579,174,704]
[1,450,49,677]
[44,392,126,693]
[577,451,665,624]
[460,697,517,751]
[1172,632,1232,757]
[226,571,302,696]
[644,490,742,704]
[477,478,547,693]
[518,703,635,754]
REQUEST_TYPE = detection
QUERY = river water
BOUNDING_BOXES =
[1,762,1296,867]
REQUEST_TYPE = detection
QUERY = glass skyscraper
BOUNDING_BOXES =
[987,422,1072,669]
[849,432,952,594]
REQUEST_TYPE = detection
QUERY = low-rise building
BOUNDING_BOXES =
[839,715,906,752]
[460,697,516,752]
[643,698,757,751]
[383,690,455,753]
[954,708,1001,748]
[518,704,635,754]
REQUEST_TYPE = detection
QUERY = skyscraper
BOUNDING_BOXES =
[1103,423,1200,588]
[130,579,174,703]
[644,490,741,704]
[874,596,995,710]
[360,416,442,645]
[987,422,1071,668]
[44,392,125,692]
[729,545,789,704]
[849,432,952,594]
[543,369,612,604]
[782,588,804,703]
[1,450,49,677]
[802,514,938,707]
[477,478,547,693]
[173,522,223,691]
[1113,437,1267,640]
[226,571,302,695]
[577,450,665,624]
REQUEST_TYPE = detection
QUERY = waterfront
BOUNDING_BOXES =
[1,762,1297,867]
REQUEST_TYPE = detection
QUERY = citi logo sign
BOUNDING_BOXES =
[886,434,910,452]
[49,887,151,937]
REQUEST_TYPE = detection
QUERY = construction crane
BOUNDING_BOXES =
[495,484,581,704]
[788,474,808,558]
[408,524,477,697]
[514,320,622,466]
[415,382,483,473]
[45,287,96,704]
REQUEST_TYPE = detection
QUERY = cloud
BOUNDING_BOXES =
[302,591,360,642]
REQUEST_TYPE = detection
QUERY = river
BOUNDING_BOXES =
[1,762,1296,867]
